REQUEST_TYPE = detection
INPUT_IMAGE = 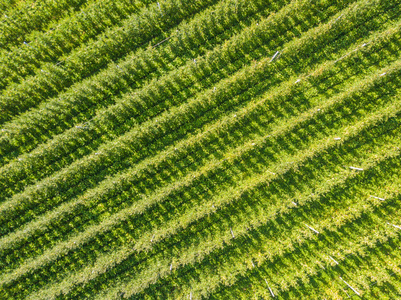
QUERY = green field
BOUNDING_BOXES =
[0,0,401,299]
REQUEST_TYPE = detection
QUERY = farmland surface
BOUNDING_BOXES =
[1,0,401,299]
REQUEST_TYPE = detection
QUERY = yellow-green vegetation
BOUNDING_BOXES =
[0,0,401,299]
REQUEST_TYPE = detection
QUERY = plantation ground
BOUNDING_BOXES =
[0,0,401,299]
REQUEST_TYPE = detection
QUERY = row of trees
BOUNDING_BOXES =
[0,0,388,214]
[0,0,88,50]
[29,94,401,300]
[0,0,303,214]
[114,97,401,300]
[0,0,152,89]
[0,0,287,170]
[218,200,401,300]
[0,0,295,165]
[0,0,400,296]
[2,0,348,220]
[2,0,400,276]
[101,107,401,299]
[215,178,401,300]
[1,39,399,277]
[0,0,221,123]
[3,63,401,298]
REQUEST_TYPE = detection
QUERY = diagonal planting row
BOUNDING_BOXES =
[114,90,400,298]
[0,0,342,163]
[1,22,400,266]
[215,177,401,300]
[1,18,398,270]
[0,0,354,207]
[2,0,401,299]
[295,245,401,300]
[2,34,395,272]
[1,19,394,255]
[0,0,291,166]
[22,79,401,300]
[82,109,401,299]
[87,94,401,299]
[1,56,396,272]
[278,237,401,299]
[0,0,91,50]
[0,1,250,94]
[0,0,25,16]
[212,194,401,300]
[3,0,400,296]
[1,0,394,173]
[3,57,401,298]
[151,154,401,300]
[0,0,396,226]
[1,17,400,267]
[120,94,401,299]
[202,121,401,300]
[0,0,155,89]
[0,0,302,202]
[0,0,222,124]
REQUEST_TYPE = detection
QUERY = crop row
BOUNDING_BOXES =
[218,185,401,300]
[68,109,401,299]
[102,113,401,298]
[2,0,400,299]
[0,0,341,163]
[2,56,398,273]
[291,239,401,299]
[0,41,387,276]
[0,0,348,202]
[21,95,401,299]
[3,0,400,290]
[3,34,400,248]
[3,48,400,292]
[3,72,401,298]
[1,22,400,262]
[0,0,290,166]
[0,0,90,50]
[0,0,155,89]
[7,14,378,230]
[0,0,223,124]
[0,0,297,202]
[123,96,401,299]
[214,203,401,300]
[146,164,401,300]
[0,0,395,224]
[3,21,400,262]
[79,104,401,299]
[0,0,20,15]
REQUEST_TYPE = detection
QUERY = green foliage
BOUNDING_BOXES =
[0,0,401,299]
[0,0,153,89]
